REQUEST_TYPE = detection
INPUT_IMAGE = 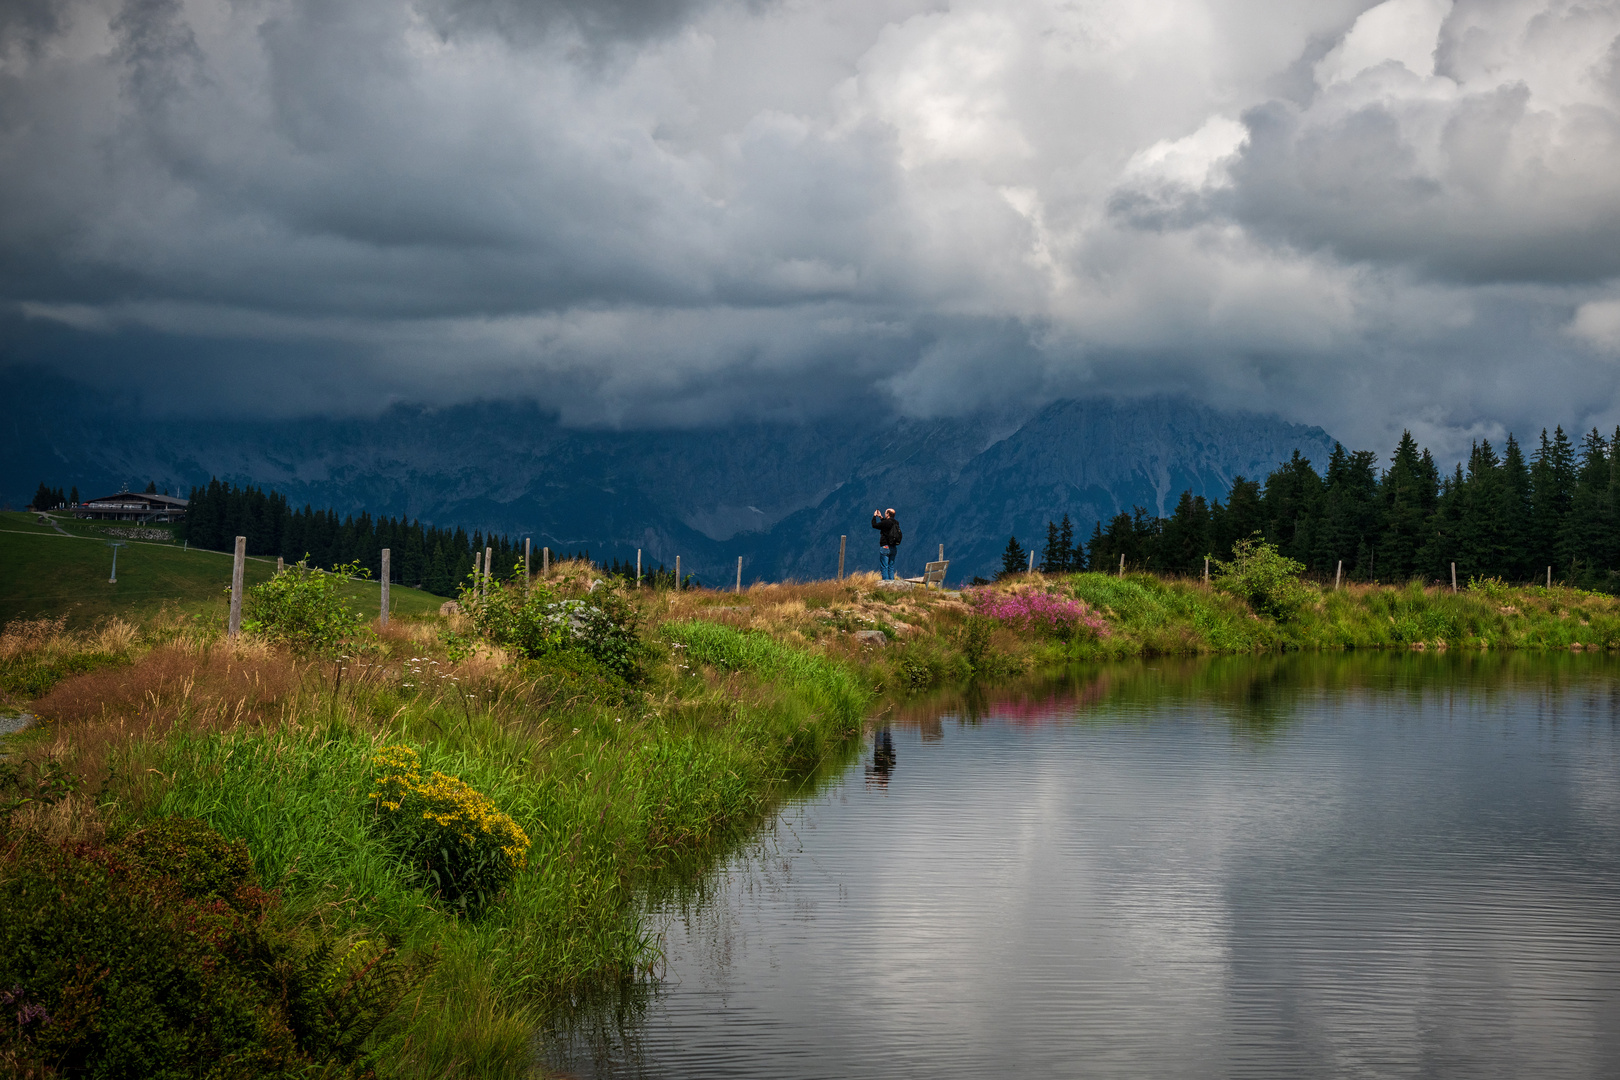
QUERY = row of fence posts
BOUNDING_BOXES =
[222,530,1576,640]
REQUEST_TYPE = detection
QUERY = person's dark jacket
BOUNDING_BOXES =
[872,514,901,548]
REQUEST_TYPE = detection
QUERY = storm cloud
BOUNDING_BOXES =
[4,0,1620,457]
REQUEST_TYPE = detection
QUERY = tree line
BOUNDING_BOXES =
[178,480,694,596]
[1002,426,1620,590]
[179,478,527,597]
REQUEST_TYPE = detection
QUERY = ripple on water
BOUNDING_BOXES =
[542,655,1620,1080]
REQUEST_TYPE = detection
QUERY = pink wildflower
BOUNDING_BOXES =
[967,589,1111,639]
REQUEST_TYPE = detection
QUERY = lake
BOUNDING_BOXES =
[541,653,1620,1079]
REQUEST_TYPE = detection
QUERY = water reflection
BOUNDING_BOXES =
[541,653,1620,1080]
[864,728,896,788]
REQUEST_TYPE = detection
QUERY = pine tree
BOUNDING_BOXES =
[1261,451,1324,566]
[1497,434,1532,580]
[1161,490,1210,574]
[1561,428,1611,580]
[1379,431,1432,581]
[30,482,51,511]
[1000,535,1028,578]
[1086,522,1107,571]
[1212,477,1263,559]
[1057,514,1079,571]
[1039,520,1063,573]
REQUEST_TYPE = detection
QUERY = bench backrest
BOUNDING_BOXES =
[923,560,949,586]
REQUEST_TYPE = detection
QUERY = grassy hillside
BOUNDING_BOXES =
[0,511,445,628]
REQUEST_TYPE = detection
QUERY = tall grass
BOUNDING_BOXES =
[107,624,875,1077]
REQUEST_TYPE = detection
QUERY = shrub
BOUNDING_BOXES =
[462,576,645,681]
[368,745,530,915]
[1212,539,1314,622]
[967,588,1111,640]
[0,825,423,1078]
[117,816,255,904]
[244,559,372,658]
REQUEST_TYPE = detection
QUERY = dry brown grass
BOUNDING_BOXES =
[20,643,304,814]
[0,615,73,660]
[654,574,973,650]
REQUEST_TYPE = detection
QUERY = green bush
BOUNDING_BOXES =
[1213,539,1314,622]
[369,745,530,916]
[244,559,373,658]
[463,576,645,681]
[118,816,255,904]
[0,825,424,1078]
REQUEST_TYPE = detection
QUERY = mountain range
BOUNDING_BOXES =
[2,368,1336,581]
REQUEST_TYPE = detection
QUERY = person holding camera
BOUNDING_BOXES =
[872,507,902,581]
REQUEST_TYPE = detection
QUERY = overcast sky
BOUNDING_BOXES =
[4,0,1620,457]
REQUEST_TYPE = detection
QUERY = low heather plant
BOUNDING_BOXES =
[969,589,1111,641]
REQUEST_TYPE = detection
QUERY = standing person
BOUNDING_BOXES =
[872,507,902,581]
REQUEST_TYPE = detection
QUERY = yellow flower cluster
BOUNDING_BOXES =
[370,745,530,871]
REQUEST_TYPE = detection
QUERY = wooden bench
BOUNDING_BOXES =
[905,560,950,589]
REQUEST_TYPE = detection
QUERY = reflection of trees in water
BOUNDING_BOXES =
[880,652,1620,745]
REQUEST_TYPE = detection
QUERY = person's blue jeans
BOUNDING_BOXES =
[879,546,895,580]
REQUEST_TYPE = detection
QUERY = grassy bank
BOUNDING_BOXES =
[3,563,1617,1076]
[0,511,445,628]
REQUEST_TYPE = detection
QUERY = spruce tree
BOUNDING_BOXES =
[1214,477,1263,559]
[1497,434,1532,580]
[1058,513,1078,571]
[1040,520,1062,573]
[1086,522,1107,572]
[1379,431,1431,581]
[1261,451,1324,566]
[1000,535,1028,578]
[1561,428,1611,580]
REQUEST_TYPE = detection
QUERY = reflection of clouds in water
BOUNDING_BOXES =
[544,660,1620,1079]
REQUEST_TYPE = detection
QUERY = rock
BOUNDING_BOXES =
[853,630,887,646]
[439,601,461,616]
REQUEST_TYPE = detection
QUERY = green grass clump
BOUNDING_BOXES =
[1065,573,1272,656]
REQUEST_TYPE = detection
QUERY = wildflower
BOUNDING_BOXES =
[966,588,1110,639]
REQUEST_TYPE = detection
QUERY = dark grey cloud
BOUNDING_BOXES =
[3,0,1620,462]
[417,0,719,49]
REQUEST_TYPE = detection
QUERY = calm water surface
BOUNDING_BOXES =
[542,654,1620,1079]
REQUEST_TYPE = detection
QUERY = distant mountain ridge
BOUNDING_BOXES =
[1,368,1336,581]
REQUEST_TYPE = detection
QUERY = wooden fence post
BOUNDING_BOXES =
[543,547,549,576]
[838,535,846,581]
[473,551,481,596]
[736,556,743,594]
[484,546,493,595]
[229,536,246,638]
[1203,556,1209,584]
[380,548,391,628]
[636,548,642,588]
[277,556,284,574]
[1118,553,1125,578]
[1335,560,1342,591]
[938,543,944,562]
[1547,565,1552,589]
[1027,549,1035,574]
[675,556,681,591]
[524,538,531,590]
[1451,562,1457,593]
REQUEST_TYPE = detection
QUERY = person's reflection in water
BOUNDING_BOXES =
[865,727,896,788]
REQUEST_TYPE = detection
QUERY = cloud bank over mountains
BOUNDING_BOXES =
[4,0,1620,457]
